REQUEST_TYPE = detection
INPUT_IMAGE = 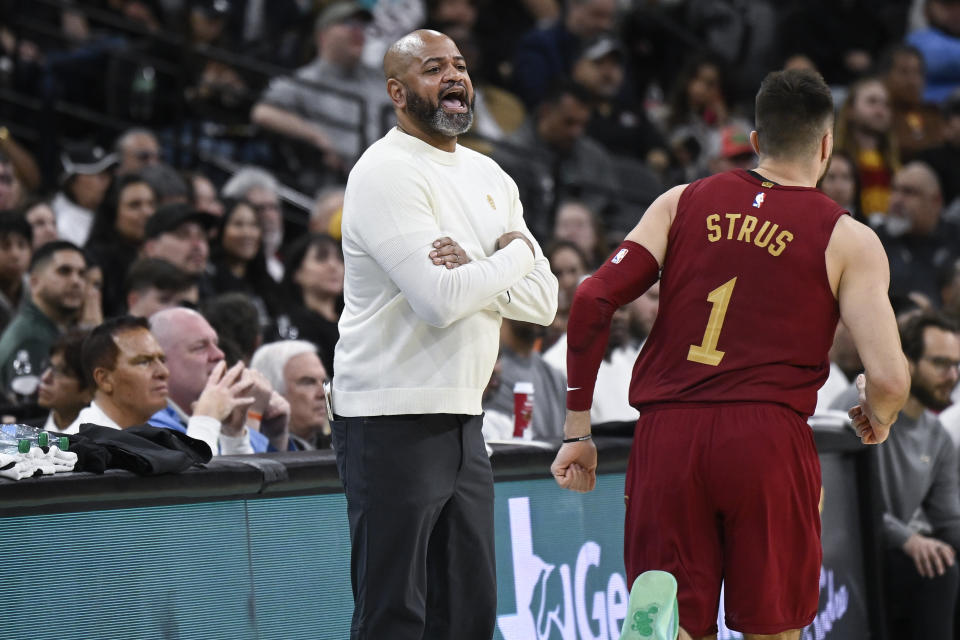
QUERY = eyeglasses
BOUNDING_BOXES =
[922,356,960,374]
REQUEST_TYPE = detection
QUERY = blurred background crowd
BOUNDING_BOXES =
[0,0,957,449]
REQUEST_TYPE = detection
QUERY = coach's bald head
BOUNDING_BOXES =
[383,30,475,150]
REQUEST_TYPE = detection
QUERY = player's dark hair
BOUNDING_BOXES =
[899,312,959,362]
[81,315,151,387]
[755,69,834,159]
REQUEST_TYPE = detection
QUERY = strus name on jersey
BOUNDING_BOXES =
[705,212,795,257]
[753,192,765,208]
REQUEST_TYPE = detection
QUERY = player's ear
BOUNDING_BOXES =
[749,131,761,155]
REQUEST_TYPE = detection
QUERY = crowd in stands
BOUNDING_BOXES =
[1,0,960,631]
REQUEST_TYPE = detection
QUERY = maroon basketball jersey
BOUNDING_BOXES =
[630,169,847,417]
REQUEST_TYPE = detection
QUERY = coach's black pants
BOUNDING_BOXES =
[330,413,496,640]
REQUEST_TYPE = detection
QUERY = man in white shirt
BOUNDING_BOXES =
[331,29,558,640]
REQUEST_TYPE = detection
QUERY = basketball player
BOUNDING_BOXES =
[551,69,910,640]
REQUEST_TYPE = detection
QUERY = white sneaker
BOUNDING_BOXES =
[619,570,679,640]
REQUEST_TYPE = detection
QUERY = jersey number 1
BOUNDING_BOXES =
[687,277,737,366]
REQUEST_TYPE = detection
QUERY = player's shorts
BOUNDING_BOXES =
[623,402,821,637]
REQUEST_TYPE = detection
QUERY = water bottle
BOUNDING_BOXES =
[0,424,68,450]
[130,65,156,121]
[0,439,30,455]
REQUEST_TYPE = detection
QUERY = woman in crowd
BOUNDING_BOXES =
[18,199,58,249]
[552,199,609,270]
[544,239,589,352]
[835,76,900,221]
[85,172,157,316]
[279,233,343,376]
[208,197,281,329]
[818,150,864,223]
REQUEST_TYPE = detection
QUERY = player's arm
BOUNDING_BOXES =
[827,215,910,444]
[551,185,684,493]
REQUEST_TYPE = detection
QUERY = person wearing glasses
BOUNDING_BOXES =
[832,312,960,639]
[35,329,92,432]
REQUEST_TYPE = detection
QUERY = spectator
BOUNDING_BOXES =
[307,185,345,239]
[818,150,863,221]
[917,89,960,213]
[18,199,58,249]
[85,173,158,316]
[251,1,390,173]
[250,340,331,450]
[882,44,943,160]
[208,198,281,328]
[626,280,659,344]
[495,82,618,240]
[221,167,284,281]
[831,312,960,639]
[571,35,667,169]
[877,161,956,306]
[511,0,617,108]
[908,0,960,102]
[148,307,272,454]
[141,203,216,280]
[551,199,608,268]
[665,55,749,181]
[0,211,32,334]
[816,321,862,413]
[546,239,588,301]
[124,258,199,318]
[79,253,104,330]
[140,163,190,207]
[0,151,20,210]
[114,128,162,175]
[66,316,169,431]
[0,241,86,401]
[835,76,900,221]
[483,318,566,443]
[202,292,263,365]
[706,123,758,175]
[52,143,117,247]
[36,329,92,432]
[184,171,224,218]
[279,233,342,376]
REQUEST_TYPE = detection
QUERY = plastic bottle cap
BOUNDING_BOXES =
[38,432,49,447]
[57,437,69,451]
[17,439,29,454]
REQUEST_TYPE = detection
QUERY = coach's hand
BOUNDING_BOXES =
[903,533,956,578]
[495,231,535,257]
[430,236,470,269]
[551,410,597,493]
[848,373,895,445]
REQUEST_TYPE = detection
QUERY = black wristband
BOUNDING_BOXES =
[562,434,592,443]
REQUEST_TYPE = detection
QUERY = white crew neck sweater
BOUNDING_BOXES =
[333,127,558,417]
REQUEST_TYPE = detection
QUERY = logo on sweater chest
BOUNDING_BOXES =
[487,194,496,210]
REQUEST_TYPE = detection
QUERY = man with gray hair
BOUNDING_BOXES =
[250,340,330,450]
[221,166,284,280]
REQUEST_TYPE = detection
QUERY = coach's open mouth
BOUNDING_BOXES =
[440,86,468,113]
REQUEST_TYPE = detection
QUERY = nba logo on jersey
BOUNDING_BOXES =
[612,248,629,264]
[753,192,765,208]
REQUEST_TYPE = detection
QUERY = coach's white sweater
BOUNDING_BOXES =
[333,127,558,417]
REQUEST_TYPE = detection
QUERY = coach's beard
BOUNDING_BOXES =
[404,86,474,137]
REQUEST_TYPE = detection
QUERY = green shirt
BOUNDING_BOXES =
[0,298,60,398]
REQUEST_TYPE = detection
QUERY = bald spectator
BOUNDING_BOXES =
[68,316,169,431]
[251,1,391,172]
[512,0,617,108]
[114,128,162,175]
[0,241,86,400]
[250,340,331,450]
[221,167,284,281]
[148,307,275,454]
[141,203,216,279]
[877,162,958,306]
[124,258,199,318]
